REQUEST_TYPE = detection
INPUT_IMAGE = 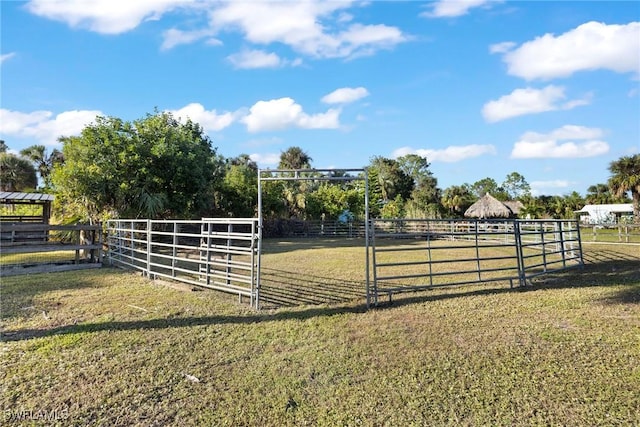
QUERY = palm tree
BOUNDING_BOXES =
[586,183,617,204]
[278,146,312,170]
[20,144,64,189]
[441,184,474,217]
[519,195,546,219]
[608,154,640,223]
[563,191,585,218]
[277,147,313,218]
[0,152,38,191]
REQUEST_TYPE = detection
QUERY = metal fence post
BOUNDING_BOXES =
[559,221,567,268]
[146,220,152,278]
[514,220,526,287]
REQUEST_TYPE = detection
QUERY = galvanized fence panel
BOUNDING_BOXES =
[369,219,583,305]
[515,220,583,281]
[261,219,367,238]
[107,218,260,307]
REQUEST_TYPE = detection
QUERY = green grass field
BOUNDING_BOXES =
[1,241,639,426]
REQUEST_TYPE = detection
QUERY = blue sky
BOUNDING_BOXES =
[1,0,639,197]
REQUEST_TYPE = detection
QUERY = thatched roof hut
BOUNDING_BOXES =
[503,200,524,216]
[464,193,515,219]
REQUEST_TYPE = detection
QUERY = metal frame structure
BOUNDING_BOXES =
[106,171,585,311]
[257,168,371,308]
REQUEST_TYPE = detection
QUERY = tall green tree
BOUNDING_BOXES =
[396,154,441,217]
[219,154,259,217]
[608,154,640,223]
[502,172,530,200]
[52,112,220,222]
[0,152,38,191]
[471,177,499,198]
[306,183,364,220]
[369,156,413,203]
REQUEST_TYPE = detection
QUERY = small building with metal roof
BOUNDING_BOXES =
[0,191,55,224]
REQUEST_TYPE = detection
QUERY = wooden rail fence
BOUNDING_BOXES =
[0,223,102,276]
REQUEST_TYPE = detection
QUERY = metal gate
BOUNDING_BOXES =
[107,218,261,308]
[368,218,583,305]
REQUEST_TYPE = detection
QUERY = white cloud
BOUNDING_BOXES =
[511,125,609,159]
[0,52,16,64]
[337,12,354,24]
[226,49,300,69]
[229,49,280,69]
[210,2,408,59]
[337,24,406,58]
[26,0,190,34]
[499,21,640,80]
[531,180,572,189]
[26,1,407,59]
[161,28,219,51]
[322,87,369,104]
[392,144,496,162]
[0,109,51,134]
[482,85,590,123]
[167,103,236,133]
[545,124,604,140]
[489,41,515,54]
[0,108,101,145]
[530,180,573,196]
[241,97,340,133]
[249,152,280,166]
[422,0,496,18]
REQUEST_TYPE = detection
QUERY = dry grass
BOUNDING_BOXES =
[1,242,639,426]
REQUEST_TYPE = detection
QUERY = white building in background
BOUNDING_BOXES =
[575,204,634,224]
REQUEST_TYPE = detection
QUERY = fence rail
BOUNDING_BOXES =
[262,219,366,238]
[0,223,102,276]
[107,218,260,307]
[0,215,47,223]
[580,224,640,244]
[369,219,583,305]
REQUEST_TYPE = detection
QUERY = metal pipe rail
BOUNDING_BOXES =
[369,218,584,306]
[107,218,260,307]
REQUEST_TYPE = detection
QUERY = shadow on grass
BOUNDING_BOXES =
[259,266,364,308]
[1,303,369,342]
[3,247,638,343]
[0,268,135,317]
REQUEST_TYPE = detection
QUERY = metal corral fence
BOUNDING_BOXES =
[369,219,583,305]
[0,223,102,276]
[262,219,366,238]
[106,218,260,307]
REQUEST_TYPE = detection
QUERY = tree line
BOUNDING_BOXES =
[1,110,638,223]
